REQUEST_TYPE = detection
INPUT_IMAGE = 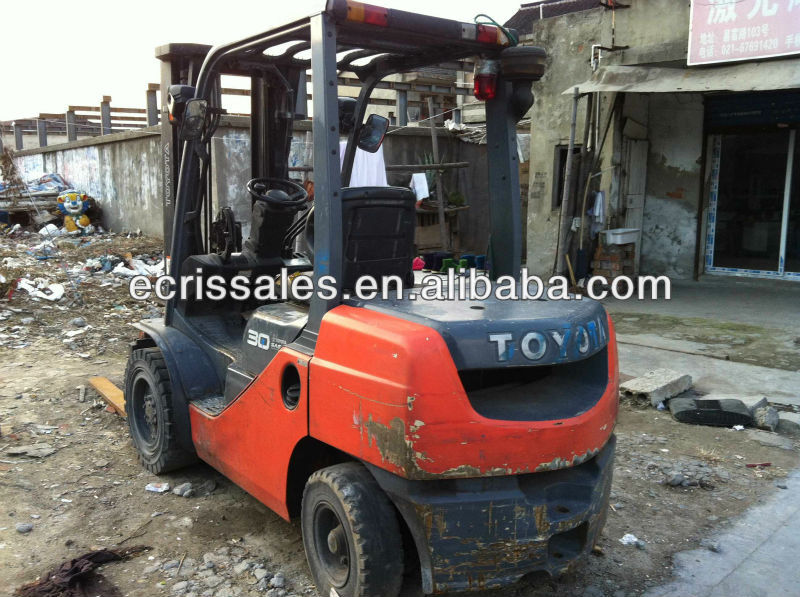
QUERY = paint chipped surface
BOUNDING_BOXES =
[535,448,601,472]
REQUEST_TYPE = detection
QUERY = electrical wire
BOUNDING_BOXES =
[474,13,519,46]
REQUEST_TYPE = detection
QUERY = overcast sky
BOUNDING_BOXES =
[0,0,522,121]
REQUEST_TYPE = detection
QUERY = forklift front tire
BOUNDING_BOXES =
[124,347,197,474]
[301,463,404,597]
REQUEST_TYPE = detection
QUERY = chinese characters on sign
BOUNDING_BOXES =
[688,0,800,65]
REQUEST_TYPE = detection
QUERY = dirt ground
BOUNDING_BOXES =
[1,233,798,597]
[612,313,800,372]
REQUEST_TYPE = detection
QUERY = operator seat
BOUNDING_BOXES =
[303,186,416,291]
[178,198,312,314]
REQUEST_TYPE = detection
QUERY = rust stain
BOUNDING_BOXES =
[439,463,483,477]
[433,509,448,536]
[666,187,686,199]
[363,415,433,476]
[535,447,600,472]
[533,504,548,535]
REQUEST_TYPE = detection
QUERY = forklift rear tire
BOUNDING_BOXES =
[301,463,404,597]
[124,347,197,474]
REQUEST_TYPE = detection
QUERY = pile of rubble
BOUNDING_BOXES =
[144,544,300,596]
[0,223,164,354]
[620,367,800,439]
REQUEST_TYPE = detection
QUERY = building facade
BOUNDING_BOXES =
[511,0,800,281]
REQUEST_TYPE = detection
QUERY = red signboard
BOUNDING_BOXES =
[689,0,800,65]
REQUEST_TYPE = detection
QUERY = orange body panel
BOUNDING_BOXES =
[310,305,619,479]
[189,304,618,518]
[189,348,309,519]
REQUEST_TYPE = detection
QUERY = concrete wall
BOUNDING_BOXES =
[640,93,704,278]
[523,6,609,277]
[14,131,164,237]
[522,0,702,278]
[13,120,493,253]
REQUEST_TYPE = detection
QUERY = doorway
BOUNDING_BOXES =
[705,129,799,280]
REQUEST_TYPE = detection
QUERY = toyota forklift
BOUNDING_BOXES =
[125,1,619,595]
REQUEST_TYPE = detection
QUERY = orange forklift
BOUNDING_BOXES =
[125,2,619,595]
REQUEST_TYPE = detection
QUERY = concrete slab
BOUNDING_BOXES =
[604,277,800,330]
[620,368,693,407]
[645,470,800,597]
[617,344,800,407]
[616,333,729,359]
[777,412,800,436]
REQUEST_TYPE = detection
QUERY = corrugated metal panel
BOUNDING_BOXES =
[563,62,800,95]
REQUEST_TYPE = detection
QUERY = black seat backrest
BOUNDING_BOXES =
[341,186,416,291]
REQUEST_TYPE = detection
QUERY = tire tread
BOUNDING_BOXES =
[124,347,196,474]
[302,462,403,597]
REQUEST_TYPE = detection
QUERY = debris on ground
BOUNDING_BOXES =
[173,482,195,498]
[619,533,646,549]
[0,224,164,356]
[621,375,799,440]
[89,376,126,416]
[12,545,149,597]
[700,395,780,432]
[145,483,171,493]
[139,544,296,595]
[170,479,218,499]
[15,279,65,302]
[620,368,693,407]
[5,443,56,458]
[668,397,753,427]
[700,539,722,553]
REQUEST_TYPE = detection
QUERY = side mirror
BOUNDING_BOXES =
[167,84,196,125]
[357,114,389,153]
[181,99,208,140]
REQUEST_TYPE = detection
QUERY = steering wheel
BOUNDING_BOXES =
[246,177,308,210]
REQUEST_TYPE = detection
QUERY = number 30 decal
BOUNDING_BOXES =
[247,330,271,351]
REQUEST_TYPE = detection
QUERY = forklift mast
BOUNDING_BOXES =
[156,0,544,334]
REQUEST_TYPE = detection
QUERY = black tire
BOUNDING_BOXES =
[301,463,404,597]
[124,347,196,474]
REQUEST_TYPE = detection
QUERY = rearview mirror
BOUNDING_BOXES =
[167,84,195,124]
[181,99,208,141]
[357,114,389,153]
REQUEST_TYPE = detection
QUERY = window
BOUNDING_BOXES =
[552,144,581,211]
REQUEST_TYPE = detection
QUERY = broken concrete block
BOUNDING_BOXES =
[735,395,769,414]
[669,397,752,427]
[172,482,194,497]
[620,368,693,407]
[753,406,780,432]
[776,412,800,437]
